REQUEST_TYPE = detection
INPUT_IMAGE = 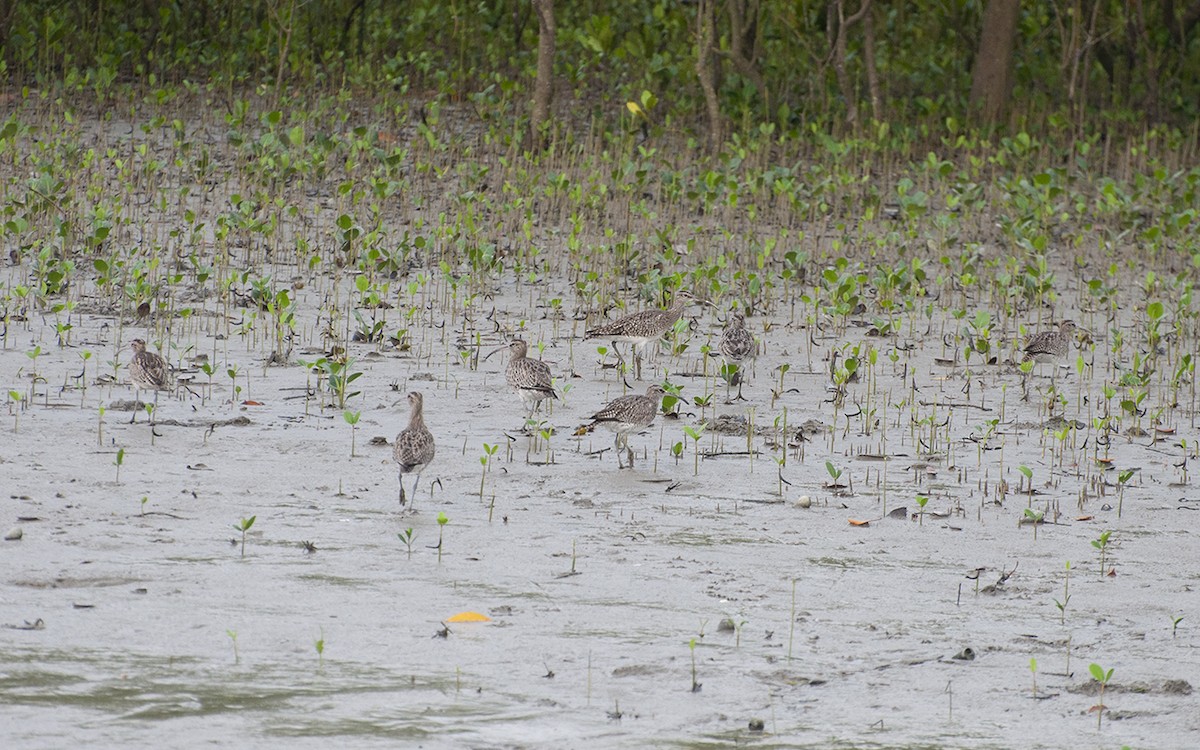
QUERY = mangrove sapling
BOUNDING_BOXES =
[1018,464,1034,506]
[916,494,929,526]
[140,496,148,516]
[1089,663,1114,731]
[688,638,702,693]
[683,424,705,475]
[227,629,240,665]
[1055,561,1071,624]
[479,443,498,497]
[114,447,125,484]
[1172,615,1184,637]
[315,628,325,672]
[436,511,448,563]
[1029,657,1038,698]
[1116,469,1133,517]
[343,409,361,457]
[1092,530,1112,576]
[8,389,21,432]
[398,528,416,557]
[825,460,844,488]
[235,515,256,558]
[1023,507,1044,540]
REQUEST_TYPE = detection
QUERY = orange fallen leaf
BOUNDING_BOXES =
[446,611,491,623]
[1106,567,1117,577]
[848,519,870,527]
[1076,515,1094,521]
[242,400,264,406]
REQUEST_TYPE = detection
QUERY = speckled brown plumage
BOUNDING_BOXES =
[581,384,666,469]
[585,290,696,381]
[128,338,169,423]
[487,338,557,420]
[394,391,436,507]
[718,312,755,400]
[1022,320,1078,365]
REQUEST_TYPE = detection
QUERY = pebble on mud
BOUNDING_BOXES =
[796,495,812,509]
[4,527,22,541]
[748,718,765,732]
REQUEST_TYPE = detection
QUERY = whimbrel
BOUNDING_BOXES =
[579,384,666,469]
[394,391,436,508]
[485,338,558,421]
[128,339,170,424]
[1022,320,1078,368]
[585,290,696,382]
[717,312,755,401]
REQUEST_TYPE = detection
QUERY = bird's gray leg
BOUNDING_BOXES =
[130,388,140,423]
[398,472,407,505]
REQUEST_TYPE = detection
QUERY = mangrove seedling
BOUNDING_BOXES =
[1054,561,1071,625]
[683,424,705,475]
[114,446,125,484]
[479,442,498,497]
[825,460,844,487]
[315,627,325,671]
[1029,657,1038,698]
[1089,662,1114,731]
[399,527,416,557]
[1023,507,1044,540]
[916,494,929,526]
[235,515,256,558]
[227,629,239,665]
[1116,469,1134,518]
[436,511,448,563]
[140,496,148,516]
[343,409,361,457]
[1018,464,1034,506]
[688,637,702,693]
[1091,530,1112,577]
[1172,615,1184,638]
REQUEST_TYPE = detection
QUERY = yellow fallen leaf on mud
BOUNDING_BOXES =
[446,611,491,623]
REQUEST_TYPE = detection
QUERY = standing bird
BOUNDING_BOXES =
[484,338,557,422]
[1022,320,1079,369]
[585,290,696,383]
[578,384,667,469]
[128,339,170,424]
[717,312,755,401]
[393,391,436,509]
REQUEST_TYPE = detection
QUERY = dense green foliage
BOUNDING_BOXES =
[4,1,1199,139]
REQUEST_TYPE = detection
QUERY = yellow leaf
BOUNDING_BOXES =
[446,611,491,623]
[626,101,643,117]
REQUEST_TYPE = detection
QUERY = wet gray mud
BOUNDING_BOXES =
[2,110,1198,750]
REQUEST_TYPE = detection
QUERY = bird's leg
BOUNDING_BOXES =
[735,375,747,402]
[614,434,625,469]
[410,474,422,511]
[130,388,140,423]
[398,472,407,505]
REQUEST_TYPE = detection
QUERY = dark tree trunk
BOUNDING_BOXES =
[697,0,722,150]
[970,0,1022,123]
[530,0,555,149]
